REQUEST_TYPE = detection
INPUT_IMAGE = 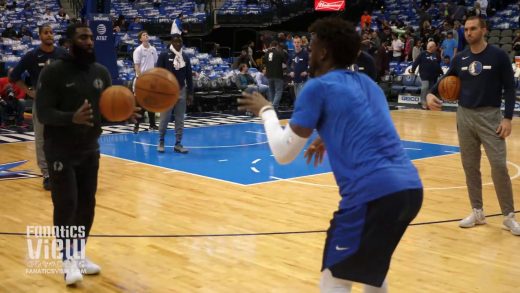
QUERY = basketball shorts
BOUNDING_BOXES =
[321,188,423,287]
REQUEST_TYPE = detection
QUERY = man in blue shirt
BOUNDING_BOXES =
[428,16,520,236]
[440,31,458,61]
[238,17,423,292]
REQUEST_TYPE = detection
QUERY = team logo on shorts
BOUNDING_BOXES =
[468,61,483,76]
[93,78,104,90]
[53,161,63,172]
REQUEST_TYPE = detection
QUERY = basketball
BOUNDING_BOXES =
[134,68,180,113]
[99,85,135,122]
[438,76,461,101]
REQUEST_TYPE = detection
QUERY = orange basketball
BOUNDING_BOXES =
[438,76,461,101]
[134,68,180,113]
[99,85,135,122]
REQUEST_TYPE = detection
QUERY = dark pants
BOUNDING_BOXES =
[135,109,157,128]
[46,149,99,259]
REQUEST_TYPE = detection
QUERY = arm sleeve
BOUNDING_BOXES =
[153,47,159,64]
[36,66,74,125]
[500,52,516,119]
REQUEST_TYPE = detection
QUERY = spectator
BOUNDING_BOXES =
[360,10,372,30]
[263,40,287,110]
[42,8,56,22]
[476,0,488,18]
[2,24,18,39]
[403,32,414,61]
[153,0,161,8]
[0,68,26,129]
[236,63,269,96]
[194,0,205,13]
[170,13,186,35]
[233,48,257,69]
[300,35,309,49]
[289,35,309,98]
[513,31,520,56]
[114,15,128,31]
[255,65,269,87]
[17,26,33,40]
[441,31,458,60]
[390,33,404,61]
[128,17,143,31]
[412,39,423,61]
[55,8,70,22]
[441,55,451,67]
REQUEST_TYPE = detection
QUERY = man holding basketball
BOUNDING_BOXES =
[36,23,138,285]
[9,24,67,190]
[427,16,520,235]
[156,33,193,154]
[133,30,158,133]
[238,17,423,292]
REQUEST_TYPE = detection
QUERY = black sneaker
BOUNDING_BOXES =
[174,143,188,154]
[157,140,165,153]
[43,176,51,191]
[149,125,158,131]
[133,125,139,134]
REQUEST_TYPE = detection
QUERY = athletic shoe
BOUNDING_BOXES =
[503,213,520,236]
[133,125,139,134]
[149,125,158,131]
[174,143,188,154]
[157,140,165,153]
[459,208,486,228]
[63,258,82,286]
[77,257,101,275]
[43,176,51,191]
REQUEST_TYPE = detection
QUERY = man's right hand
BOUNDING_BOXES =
[72,99,94,126]
[426,93,443,111]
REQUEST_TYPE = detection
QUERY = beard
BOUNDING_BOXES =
[71,44,96,65]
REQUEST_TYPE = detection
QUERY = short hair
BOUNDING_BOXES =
[465,16,487,28]
[270,40,278,47]
[447,31,453,35]
[171,33,182,40]
[65,23,89,40]
[38,24,52,35]
[137,30,148,40]
[238,63,248,71]
[308,17,360,67]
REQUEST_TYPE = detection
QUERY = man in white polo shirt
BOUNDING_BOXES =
[133,30,159,132]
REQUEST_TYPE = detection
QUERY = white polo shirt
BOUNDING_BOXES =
[133,44,158,75]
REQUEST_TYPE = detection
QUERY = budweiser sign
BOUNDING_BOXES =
[314,0,345,11]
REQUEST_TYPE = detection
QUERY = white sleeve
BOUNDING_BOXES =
[261,109,308,165]
[133,47,140,65]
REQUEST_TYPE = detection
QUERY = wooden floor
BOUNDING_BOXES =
[1,110,520,292]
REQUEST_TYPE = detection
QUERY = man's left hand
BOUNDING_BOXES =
[237,91,271,116]
[496,118,512,138]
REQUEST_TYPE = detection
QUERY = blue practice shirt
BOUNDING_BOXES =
[290,69,423,209]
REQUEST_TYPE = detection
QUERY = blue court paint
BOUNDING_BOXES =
[99,123,460,185]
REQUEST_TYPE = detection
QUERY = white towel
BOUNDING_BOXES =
[170,44,185,70]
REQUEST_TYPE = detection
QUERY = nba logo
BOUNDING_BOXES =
[315,0,346,11]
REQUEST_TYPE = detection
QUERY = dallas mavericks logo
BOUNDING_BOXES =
[93,78,104,90]
[96,24,106,35]
[468,61,483,76]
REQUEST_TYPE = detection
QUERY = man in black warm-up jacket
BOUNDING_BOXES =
[36,23,137,286]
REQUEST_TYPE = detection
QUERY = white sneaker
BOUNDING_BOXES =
[63,258,83,286]
[77,257,101,275]
[459,208,486,228]
[503,213,520,236]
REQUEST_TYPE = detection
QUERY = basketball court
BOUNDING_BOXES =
[1,109,520,292]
